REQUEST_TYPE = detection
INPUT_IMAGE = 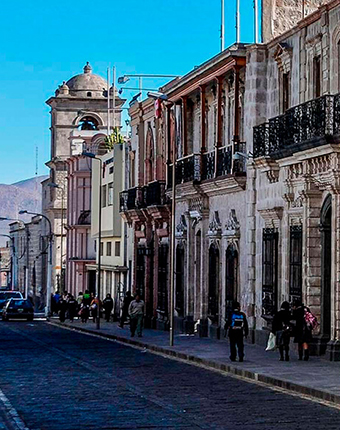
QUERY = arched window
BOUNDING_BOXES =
[87,92,92,97]
[78,116,99,131]
[175,244,185,317]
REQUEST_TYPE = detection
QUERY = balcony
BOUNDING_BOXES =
[120,181,167,212]
[169,143,246,185]
[254,94,340,159]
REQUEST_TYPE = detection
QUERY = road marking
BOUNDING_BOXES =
[0,388,29,430]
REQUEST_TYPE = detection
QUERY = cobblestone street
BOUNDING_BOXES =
[0,321,339,429]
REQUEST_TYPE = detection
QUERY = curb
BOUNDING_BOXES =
[48,320,340,407]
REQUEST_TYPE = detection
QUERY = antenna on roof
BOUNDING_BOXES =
[254,0,259,43]
[221,0,225,51]
[236,0,240,43]
[35,146,38,176]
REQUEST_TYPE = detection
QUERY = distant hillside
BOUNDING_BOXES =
[0,175,48,245]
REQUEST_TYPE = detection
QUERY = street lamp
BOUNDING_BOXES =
[118,74,180,101]
[47,182,66,292]
[147,92,176,347]
[0,234,15,289]
[19,210,53,317]
[82,151,103,330]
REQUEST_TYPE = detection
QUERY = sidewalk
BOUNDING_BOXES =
[48,318,340,406]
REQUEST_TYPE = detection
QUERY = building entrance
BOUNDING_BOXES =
[320,195,332,340]
[226,244,238,319]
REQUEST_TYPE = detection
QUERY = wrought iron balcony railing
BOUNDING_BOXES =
[120,187,137,212]
[143,180,166,207]
[254,94,340,159]
[168,143,247,186]
[120,181,167,212]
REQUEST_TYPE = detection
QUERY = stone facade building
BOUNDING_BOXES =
[9,217,47,309]
[44,63,113,292]
[248,0,340,359]
[120,97,170,328]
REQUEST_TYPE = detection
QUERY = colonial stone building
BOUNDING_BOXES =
[9,217,47,309]
[120,97,170,328]
[44,63,111,292]
[247,0,340,359]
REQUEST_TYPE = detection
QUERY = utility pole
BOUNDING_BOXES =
[221,0,225,51]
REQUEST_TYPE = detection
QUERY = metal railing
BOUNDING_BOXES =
[254,94,340,158]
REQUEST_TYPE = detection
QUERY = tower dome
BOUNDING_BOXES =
[65,62,107,97]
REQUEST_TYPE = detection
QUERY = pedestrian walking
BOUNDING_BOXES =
[76,292,83,312]
[82,290,91,306]
[58,296,67,323]
[226,301,249,362]
[119,291,133,328]
[292,299,315,361]
[90,296,102,323]
[128,294,144,337]
[67,294,78,322]
[79,303,89,323]
[272,301,291,361]
[103,293,114,322]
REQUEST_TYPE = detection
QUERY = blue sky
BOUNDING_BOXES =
[0,0,257,184]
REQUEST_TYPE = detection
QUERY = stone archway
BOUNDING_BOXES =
[320,194,332,340]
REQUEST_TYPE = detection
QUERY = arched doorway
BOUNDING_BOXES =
[208,243,219,321]
[175,244,185,317]
[320,195,332,339]
[226,244,238,319]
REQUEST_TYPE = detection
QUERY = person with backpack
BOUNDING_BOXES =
[226,301,249,362]
[272,301,292,361]
[102,293,114,322]
[292,299,316,361]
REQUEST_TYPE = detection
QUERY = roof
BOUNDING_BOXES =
[66,62,106,92]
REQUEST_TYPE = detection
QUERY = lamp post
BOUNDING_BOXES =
[83,151,103,330]
[0,234,15,289]
[118,74,179,101]
[19,210,52,316]
[47,182,65,292]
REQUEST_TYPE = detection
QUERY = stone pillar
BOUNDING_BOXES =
[199,210,210,337]
[200,85,207,154]
[246,162,257,340]
[181,97,188,157]
[214,76,223,177]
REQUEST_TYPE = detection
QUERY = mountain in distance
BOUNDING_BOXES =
[0,175,48,245]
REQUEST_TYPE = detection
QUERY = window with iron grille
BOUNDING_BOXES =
[262,228,278,316]
[289,225,302,303]
[157,244,168,313]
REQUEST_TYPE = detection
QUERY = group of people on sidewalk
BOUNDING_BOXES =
[53,290,316,363]
[226,300,317,363]
[52,290,146,337]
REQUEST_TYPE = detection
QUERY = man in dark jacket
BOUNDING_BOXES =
[103,293,114,322]
[226,301,249,362]
[67,294,78,322]
[119,291,133,328]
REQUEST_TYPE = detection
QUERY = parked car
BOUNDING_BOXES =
[0,291,23,314]
[2,299,34,321]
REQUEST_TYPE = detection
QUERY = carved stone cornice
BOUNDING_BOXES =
[207,211,222,239]
[254,157,280,183]
[223,209,240,238]
[258,206,283,229]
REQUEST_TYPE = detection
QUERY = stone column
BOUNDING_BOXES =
[181,97,188,157]
[199,209,210,337]
[200,85,207,154]
[214,76,223,177]
[246,162,257,340]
